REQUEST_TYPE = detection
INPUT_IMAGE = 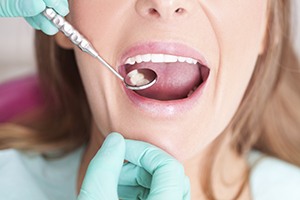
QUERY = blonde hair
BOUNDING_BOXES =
[231,0,300,165]
[202,0,300,199]
[0,0,299,198]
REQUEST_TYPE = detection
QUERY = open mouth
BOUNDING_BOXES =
[122,54,210,101]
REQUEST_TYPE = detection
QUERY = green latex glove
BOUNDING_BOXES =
[77,132,191,200]
[0,0,69,35]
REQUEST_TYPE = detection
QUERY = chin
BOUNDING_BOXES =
[113,122,209,162]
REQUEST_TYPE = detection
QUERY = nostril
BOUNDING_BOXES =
[148,8,160,17]
[175,8,185,14]
[147,7,185,18]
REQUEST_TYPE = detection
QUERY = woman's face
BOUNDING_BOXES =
[68,0,268,161]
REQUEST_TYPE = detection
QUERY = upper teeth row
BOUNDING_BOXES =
[125,54,198,65]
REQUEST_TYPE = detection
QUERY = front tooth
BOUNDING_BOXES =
[151,54,164,63]
[125,57,135,65]
[142,54,151,62]
[164,55,178,63]
[136,55,143,63]
[186,58,194,64]
[178,56,186,63]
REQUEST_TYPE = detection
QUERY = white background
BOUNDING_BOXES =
[0,1,299,83]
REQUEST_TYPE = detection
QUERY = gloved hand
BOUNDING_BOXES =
[77,132,191,200]
[0,0,69,35]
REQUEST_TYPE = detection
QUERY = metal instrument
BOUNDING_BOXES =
[43,8,157,90]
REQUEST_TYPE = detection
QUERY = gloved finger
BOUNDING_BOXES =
[118,185,150,200]
[77,133,125,200]
[24,17,41,30]
[0,0,45,17]
[125,140,187,200]
[119,162,152,188]
[30,14,58,35]
[183,176,191,200]
[43,0,69,16]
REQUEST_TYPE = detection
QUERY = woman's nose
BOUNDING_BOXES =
[135,0,190,20]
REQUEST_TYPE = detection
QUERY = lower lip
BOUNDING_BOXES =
[122,77,209,118]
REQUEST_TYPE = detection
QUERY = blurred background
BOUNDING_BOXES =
[0,17,35,84]
[0,1,299,84]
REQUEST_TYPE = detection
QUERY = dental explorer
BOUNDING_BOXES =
[43,8,157,90]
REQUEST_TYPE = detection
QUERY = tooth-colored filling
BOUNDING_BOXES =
[128,70,149,86]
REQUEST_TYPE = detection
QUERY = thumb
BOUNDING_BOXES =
[77,132,125,200]
[0,0,45,17]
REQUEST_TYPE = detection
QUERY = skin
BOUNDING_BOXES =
[57,0,268,199]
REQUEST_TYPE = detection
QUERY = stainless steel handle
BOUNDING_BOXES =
[43,8,124,81]
[43,8,98,58]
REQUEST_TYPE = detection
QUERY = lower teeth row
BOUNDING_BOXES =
[187,86,198,97]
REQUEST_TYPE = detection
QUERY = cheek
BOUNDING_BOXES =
[205,0,268,126]
[68,0,129,132]
[68,0,132,53]
[74,50,124,136]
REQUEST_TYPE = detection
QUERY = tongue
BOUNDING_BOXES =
[126,62,202,100]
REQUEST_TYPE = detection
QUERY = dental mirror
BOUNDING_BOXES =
[95,55,157,90]
[124,68,157,90]
[43,8,157,90]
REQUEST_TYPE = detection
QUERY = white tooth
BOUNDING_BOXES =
[187,90,193,97]
[186,58,194,64]
[164,55,178,63]
[192,59,197,65]
[136,55,143,63]
[142,54,151,62]
[125,58,129,64]
[187,86,197,97]
[151,54,164,63]
[178,56,186,63]
[125,57,135,65]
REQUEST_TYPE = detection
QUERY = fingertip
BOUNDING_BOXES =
[25,17,40,30]
[31,14,58,35]
[102,132,125,150]
[76,136,125,199]
[20,0,46,16]
[124,140,153,166]
[82,132,125,191]
[53,4,69,17]
[89,132,125,168]
[58,5,69,17]
[40,23,58,35]
[108,132,124,141]
[43,28,58,35]
[43,0,70,17]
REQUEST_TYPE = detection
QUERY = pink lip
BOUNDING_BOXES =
[118,42,211,118]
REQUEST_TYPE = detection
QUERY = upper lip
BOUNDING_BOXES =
[117,42,209,71]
